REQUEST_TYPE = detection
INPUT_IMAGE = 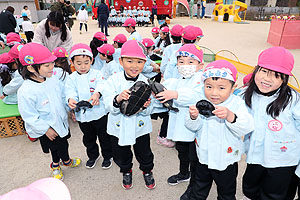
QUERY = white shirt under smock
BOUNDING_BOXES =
[185,90,254,170]
[17,77,69,138]
[99,72,153,146]
[65,69,107,122]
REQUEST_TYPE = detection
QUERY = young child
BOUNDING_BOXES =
[127,6,132,17]
[161,24,183,74]
[97,40,155,190]
[121,13,126,25]
[151,27,161,48]
[242,47,300,200]
[144,14,150,27]
[51,47,71,84]
[108,14,113,27]
[98,44,122,79]
[195,26,204,45]
[110,6,117,16]
[123,18,142,42]
[154,44,204,192]
[185,60,254,200]
[116,14,122,27]
[21,13,34,42]
[140,38,160,79]
[77,5,88,34]
[90,32,108,70]
[17,43,81,180]
[111,14,116,27]
[132,6,137,17]
[65,43,113,169]
[6,32,22,48]
[152,26,171,61]
[137,13,142,27]
[112,34,127,64]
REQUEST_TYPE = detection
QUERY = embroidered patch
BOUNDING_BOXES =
[234,150,239,156]
[116,121,120,127]
[24,55,34,64]
[90,87,95,93]
[227,147,232,153]
[138,120,144,127]
[280,146,287,152]
[268,119,283,131]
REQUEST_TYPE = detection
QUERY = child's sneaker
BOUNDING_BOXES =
[122,170,133,190]
[167,172,190,185]
[163,139,175,148]
[62,158,81,168]
[25,132,38,142]
[156,135,167,145]
[143,171,156,190]
[50,163,63,180]
[86,156,100,169]
[101,157,113,169]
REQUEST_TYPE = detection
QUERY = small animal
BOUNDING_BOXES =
[75,100,93,114]
[196,100,215,118]
[148,78,179,112]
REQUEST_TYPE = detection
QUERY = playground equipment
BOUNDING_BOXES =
[212,0,247,22]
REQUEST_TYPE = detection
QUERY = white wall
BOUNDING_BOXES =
[0,1,38,22]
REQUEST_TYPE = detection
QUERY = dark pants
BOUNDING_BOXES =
[111,134,154,173]
[99,17,108,35]
[286,173,300,200]
[79,23,88,31]
[39,133,70,163]
[243,164,297,200]
[25,31,34,42]
[151,111,169,138]
[78,115,112,161]
[175,141,197,176]
[190,162,238,200]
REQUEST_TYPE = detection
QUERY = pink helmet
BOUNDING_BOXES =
[113,34,127,43]
[121,40,146,60]
[97,44,115,55]
[52,47,69,58]
[123,18,136,27]
[141,38,155,48]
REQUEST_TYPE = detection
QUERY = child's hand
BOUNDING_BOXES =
[212,106,235,122]
[116,90,131,103]
[68,98,77,109]
[88,92,100,106]
[70,111,76,122]
[0,95,4,99]
[189,105,199,120]
[143,98,151,108]
[156,90,178,103]
[45,127,58,141]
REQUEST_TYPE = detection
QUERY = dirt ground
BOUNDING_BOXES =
[0,17,300,200]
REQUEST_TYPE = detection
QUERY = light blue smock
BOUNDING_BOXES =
[160,43,182,74]
[91,53,105,71]
[100,60,123,80]
[113,48,121,64]
[128,31,142,42]
[142,56,157,79]
[2,70,24,104]
[164,50,181,80]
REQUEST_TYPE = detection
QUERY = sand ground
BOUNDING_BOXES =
[0,17,300,200]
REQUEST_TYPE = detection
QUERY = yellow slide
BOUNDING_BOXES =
[234,1,247,22]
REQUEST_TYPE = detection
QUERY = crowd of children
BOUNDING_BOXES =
[1,16,300,200]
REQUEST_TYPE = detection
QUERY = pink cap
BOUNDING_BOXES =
[151,27,160,34]
[171,24,183,37]
[113,34,127,43]
[19,43,57,66]
[195,26,204,38]
[243,73,253,85]
[0,53,14,64]
[8,44,24,59]
[141,38,155,48]
[121,40,146,60]
[122,18,136,27]
[6,33,21,46]
[203,60,238,82]
[70,43,93,59]
[52,47,69,58]
[97,44,115,55]
[258,46,294,76]
[0,178,71,200]
[176,44,203,63]
[161,26,170,33]
[93,32,108,41]
[182,26,197,41]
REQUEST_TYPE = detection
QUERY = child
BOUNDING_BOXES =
[6,32,22,48]
[146,7,151,17]
[195,26,204,45]
[152,26,171,61]
[17,43,81,180]
[110,6,117,16]
[116,14,122,27]
[111,14,116,27]
[127,6,132,17]
[242,47,300,200]
[140,38,160,79]
[123,18,142,42]
[21,13,34,42]
[0,53,18,104]
[137,13,142,27]
[97,40,155,190]
[98,44,122,79]
[51,47,71,84]
[77,5,88,34]
[151,27,161,48]
[132,6,137,17]
[65,43,113,169]
[112,34,127,64]
[90,32,108,70]
[161,24,183,74]
[144,14,150,27]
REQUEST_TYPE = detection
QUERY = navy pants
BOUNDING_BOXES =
[99,17,108,36]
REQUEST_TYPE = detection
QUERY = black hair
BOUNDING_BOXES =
[100,53,113,63]
[157,32,171,48]
[244,66,295,118]
[6,6,14,14]
[71,55,93,62]
[23,5,28,9]
[19,62,41,80]
[204,77,235,87]
[54,57,71,80]
[114,41,124,48]
[45,11,68,42]
[0,66,12,86]
[89,37,107,63]
[183,38,196,44]
[101,0,105,3]
[22,16,29,21]
[171,35,182,43]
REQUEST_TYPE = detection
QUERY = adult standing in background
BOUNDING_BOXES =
[97,0,109,36]
[201,0,206,19]
[151,1,157,25]
[50,0,76,30]
[21,6,31,20]
[33,11,73,52]
[0,6,16,35]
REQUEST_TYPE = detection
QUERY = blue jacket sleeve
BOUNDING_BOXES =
[3,71,23,95]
